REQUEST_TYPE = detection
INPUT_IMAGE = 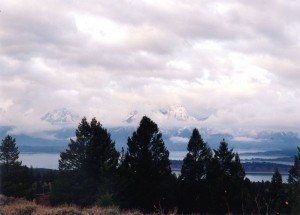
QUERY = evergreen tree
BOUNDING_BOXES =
[180,129,212,182]
[288,146,300,184]
[207,139,245,214]
[0,135,33,198]
[53,117,119,206]
[213,139,235,174]
[1,165,34,198]
[120,116,174,212]
[0,135,21,173]
[288,147,300,214]
[179,128,212,213]
[271,168,283,190]
[270,168,283,214]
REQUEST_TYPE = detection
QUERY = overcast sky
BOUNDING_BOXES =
[0,0,300,136]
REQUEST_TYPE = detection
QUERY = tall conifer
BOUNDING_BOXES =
[120,116,173,212]
[53,117,119,206]
[0,135,21,173]
[179,128,212,213]
[207,139,245,214]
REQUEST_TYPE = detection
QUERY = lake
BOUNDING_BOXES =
[19,153,60,170]
[246,172,289,182]
[169,150,292,161]
[171,169,289,182]
[19,152,290,182]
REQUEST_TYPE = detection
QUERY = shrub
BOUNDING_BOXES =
[0,200,36,215]
[96,193,114,207]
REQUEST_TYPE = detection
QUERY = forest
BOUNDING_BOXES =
[0,116,299,214]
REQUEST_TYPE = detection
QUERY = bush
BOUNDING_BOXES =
[0,200,36,215]
[51,207,83,215]
[96,193,114,207]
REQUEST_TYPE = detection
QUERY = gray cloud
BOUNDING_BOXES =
[0,0,299,136]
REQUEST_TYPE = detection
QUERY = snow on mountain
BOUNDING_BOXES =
[123,110,138,123]
[167,105,196,121]
[41,108,80,125]
[124,105,198,125]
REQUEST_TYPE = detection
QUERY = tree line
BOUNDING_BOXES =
[0,116,299,214]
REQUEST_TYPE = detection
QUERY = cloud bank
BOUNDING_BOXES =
[0,0,299,136]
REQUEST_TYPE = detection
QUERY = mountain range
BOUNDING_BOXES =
[123,105,198,124]
[0,107,299,153]
[41,108,80,125]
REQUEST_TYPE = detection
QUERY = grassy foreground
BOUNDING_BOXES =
[0,198,144,215]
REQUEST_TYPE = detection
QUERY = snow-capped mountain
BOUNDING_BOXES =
[162,105,197,121]
[124,105,197,124]
[123,110,138,123]
[41,108,80,125]
[1,105,298,154]
[1,105,299,153]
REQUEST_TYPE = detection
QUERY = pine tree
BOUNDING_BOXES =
[269,168,283,214]
[120,116,173,212]
[213,139,235,175]
[53,117,119,206]
[180,128,212,182]
[0,135,21,173]
[288,147,300,214]
[207,139,245,214]
[271,168,283,189]
[179,128,212,213]
[0,135,33,198]
[288,146,300,184]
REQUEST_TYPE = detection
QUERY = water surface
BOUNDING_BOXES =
[19,152,290,182]
[19,153,60,169]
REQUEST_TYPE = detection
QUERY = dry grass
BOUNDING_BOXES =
[0,198,132,215]
[0,197,184,215]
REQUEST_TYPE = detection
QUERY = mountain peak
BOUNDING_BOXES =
[124,105,197,124]
[168,105,192,121]
[123,110,138,123]
[41,108,80,125]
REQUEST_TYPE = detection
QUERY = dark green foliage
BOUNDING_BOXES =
[288,146,300,214]
[52,170,97,206]
[271,168,283,190]
[249,181,272,214]
[269,168,284,214]
[0,135,33,198]
[59,117,119,175]
[180,129,212,182]
[1,120,299,214]
[1,165,34,198]
[52,117,119,206]
[0,135,21,173]
[119,116,174,212]
[30,168,57,197]
[178,128,212,213]
[245,180,292,214]
[289,146,300,184]
[207,139,245,214]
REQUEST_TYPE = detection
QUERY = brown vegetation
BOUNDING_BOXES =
[0,196,145,215]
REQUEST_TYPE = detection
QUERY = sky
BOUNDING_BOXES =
[0,0,300,137]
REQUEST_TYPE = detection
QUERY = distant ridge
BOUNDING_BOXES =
[124,105,199,124]
[41,108,80,125]
[170,160,292,174]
